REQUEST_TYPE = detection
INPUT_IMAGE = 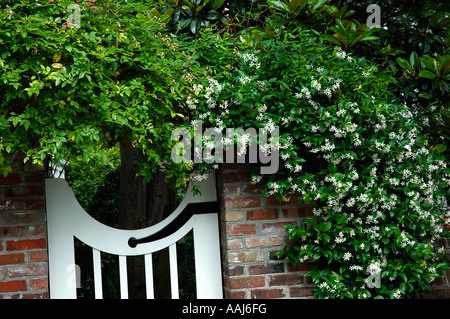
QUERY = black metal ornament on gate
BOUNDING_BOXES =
[128,201,219,248]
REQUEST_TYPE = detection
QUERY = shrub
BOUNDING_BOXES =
[183,26,450,298]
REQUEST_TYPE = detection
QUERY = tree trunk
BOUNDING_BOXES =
[146,169,179,298]
[118,132,147,231]
[118,131,178,298]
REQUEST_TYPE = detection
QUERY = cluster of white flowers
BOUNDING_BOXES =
[192,172,209,181]
[333,47,353,63]
[182,44,448,299]
[237,52,261,70]
[367,260,382,276]
[186,96,199,110]
[349,265,363,271]
[318,278,349,298]
[250,175,262,184]
[268,181,280,195]
[335,47,347,60]
[399,231,415,248]
[239,75,252,85]
[392,289,402,299]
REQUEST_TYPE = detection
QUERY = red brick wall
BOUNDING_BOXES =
[217,164,316,299]
[217,163,450,299]
[0,160,48,299]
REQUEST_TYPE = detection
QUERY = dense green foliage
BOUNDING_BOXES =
[1,0,449,299]
[64,146,120,226]
[154,0,450,160]
[182,25,450,298]
[0,0,200,184]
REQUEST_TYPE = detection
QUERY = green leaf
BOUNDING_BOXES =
[419,70,436,79]
[409,51,419,69]
[335,19,346,33]
[355,34,379,42]
[420,56,436,71]
[323,222,332,232]
[268,0,292,13]
[178,17,192,30]
[431,144,447,153]
[205,10,221,20]
[322,33,341,46]
[418,92,429,99]
[211,0,226,9]
[311,0,327,10]
[396,57,412,70]
[190,18,201,34]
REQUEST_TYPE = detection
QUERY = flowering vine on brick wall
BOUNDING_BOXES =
[179,26,450,299]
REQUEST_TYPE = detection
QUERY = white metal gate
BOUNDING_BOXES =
[46,171,222,299]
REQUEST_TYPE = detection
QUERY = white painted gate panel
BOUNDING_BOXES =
[46,171,222,299]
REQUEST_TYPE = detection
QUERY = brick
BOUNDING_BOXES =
[6,238,46,251]
[12,292,48,299]
[251,288,283,299]
[0,280,27,293]
[245,237,260,248]
[267,195,300,206]
[227,239,243,250]
[421,288,450,299]
[0,253,25,265]
[8,264,47,278]
[25,200,45,210]
[29,250,48,263]
[245,236,283,248]
[0,200,24,211]
[0,174,22,185]
[282,207,313,218]
[28,225,47,237]
[259,236,283,247]
[2,211,46,224]
[286,261,312,272]
[223,185,241,197]
[7,292,48,299]
[225,211,243,222]
[228,251,263,263]
[244,184,265,195]
[224,197,261,209]
[226,223,256,235]
[249,263,285,275]
[0,269,5,280]
[0,226,26,238]
[228,265,244,276]
[290,287,315,298]
[246,209,278,220]
[228,291,246,299]
[261,221,295,233]
[30,278,48,291]
[25,173,44,184]
[269,274,303,286]
[5,186,44,198]
[230,276,265,289]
